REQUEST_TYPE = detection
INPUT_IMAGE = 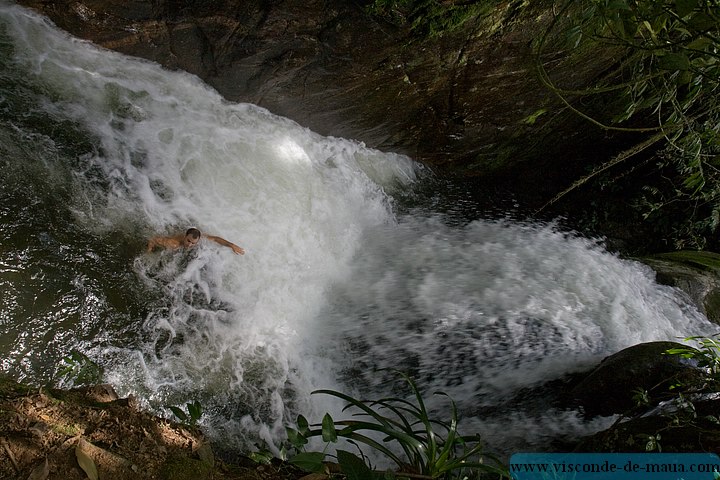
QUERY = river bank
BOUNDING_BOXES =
[0,376,309,480]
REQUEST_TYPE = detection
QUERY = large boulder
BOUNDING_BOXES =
[640,251,720,325]
[570,341,704,417]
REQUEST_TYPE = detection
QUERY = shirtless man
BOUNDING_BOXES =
[147,227,245,255]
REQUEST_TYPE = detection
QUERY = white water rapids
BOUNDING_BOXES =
[0,2,715,458]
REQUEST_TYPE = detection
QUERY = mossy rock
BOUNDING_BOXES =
[639,251,720,324]
[651,251,720,271]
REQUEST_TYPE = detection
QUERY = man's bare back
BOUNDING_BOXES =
[147,227,245,255]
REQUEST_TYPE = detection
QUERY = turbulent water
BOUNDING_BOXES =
[0,2,715,459]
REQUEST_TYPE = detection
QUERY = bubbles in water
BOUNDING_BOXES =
[0,2,715,458]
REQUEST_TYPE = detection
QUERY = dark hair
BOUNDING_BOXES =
[185,228,201,239]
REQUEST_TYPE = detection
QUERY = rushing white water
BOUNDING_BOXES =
[0,2,715,458]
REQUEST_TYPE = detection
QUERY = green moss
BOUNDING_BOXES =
[0,374,33,399]
[650,251,720,272]
[51,422,83,437]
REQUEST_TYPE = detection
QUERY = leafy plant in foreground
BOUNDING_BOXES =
[666,334,720,378]
[167,400,203,427]
[284,372,508,479]
[55,350,104,387]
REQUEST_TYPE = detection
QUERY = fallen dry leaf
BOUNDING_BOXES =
[75,439,99,480]
[26,456,49,480]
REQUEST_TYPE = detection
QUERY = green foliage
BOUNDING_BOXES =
[619,337,720,452]
[55,350,103,387]
[537,0,720,248]
[631,386,650,407]
[284,371,508,479]
[666,334,720,377]
[656,336,720,425]
[167,400,203,427]
[643,433,662,452]
[247,448,274,466]
[365,0,498,38]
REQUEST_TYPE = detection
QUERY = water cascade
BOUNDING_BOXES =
[0,3,714,458]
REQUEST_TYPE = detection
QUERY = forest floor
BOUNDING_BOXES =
[0,377,311,480]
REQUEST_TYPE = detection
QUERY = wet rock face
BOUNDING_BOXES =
[640,251,720,325]
[15,0,626,199]
[16,0,418,147]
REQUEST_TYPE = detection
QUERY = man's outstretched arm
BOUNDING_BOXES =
[146,236,164,252]
[205,235,245,255]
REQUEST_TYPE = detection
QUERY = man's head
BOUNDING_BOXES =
[184,228,201,248]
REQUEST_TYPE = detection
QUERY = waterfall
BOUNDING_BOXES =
[0,2,714,457]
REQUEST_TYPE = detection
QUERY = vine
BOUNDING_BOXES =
[535,0,720,248]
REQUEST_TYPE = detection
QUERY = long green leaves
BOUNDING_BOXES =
[284,371,508,479]
[666,334,720,376]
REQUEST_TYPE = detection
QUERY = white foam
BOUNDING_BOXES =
[2,2,715,457]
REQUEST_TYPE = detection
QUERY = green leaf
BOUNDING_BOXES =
[686,37,711,51]
[606,0,630,11]
[187,401,202,421]
[297,414,310,436]
[168,406,188,422]
[675,0,699,18]
[322,413,338,443]
[566,25,583,49]
[688,13,716,31]
[248,450,274,465]
[521,108,548,125]
[337,450,375,480]
[289,451,326,473]
[659,53,690,71]
[286,427,308,448]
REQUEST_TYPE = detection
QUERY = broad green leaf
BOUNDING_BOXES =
[322,413,338,443]
[658,53,690,71]
[297,414,310,436]
[289,451,326,473]
[337,450,375,480]
[168,406,188,422]
[675,0,698,18]
[286,427,308,448]
[607,0,630,10]
[687,37,711,51]
[688,13,716,31]
[676,70,693,85]
[187,401,202,421]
